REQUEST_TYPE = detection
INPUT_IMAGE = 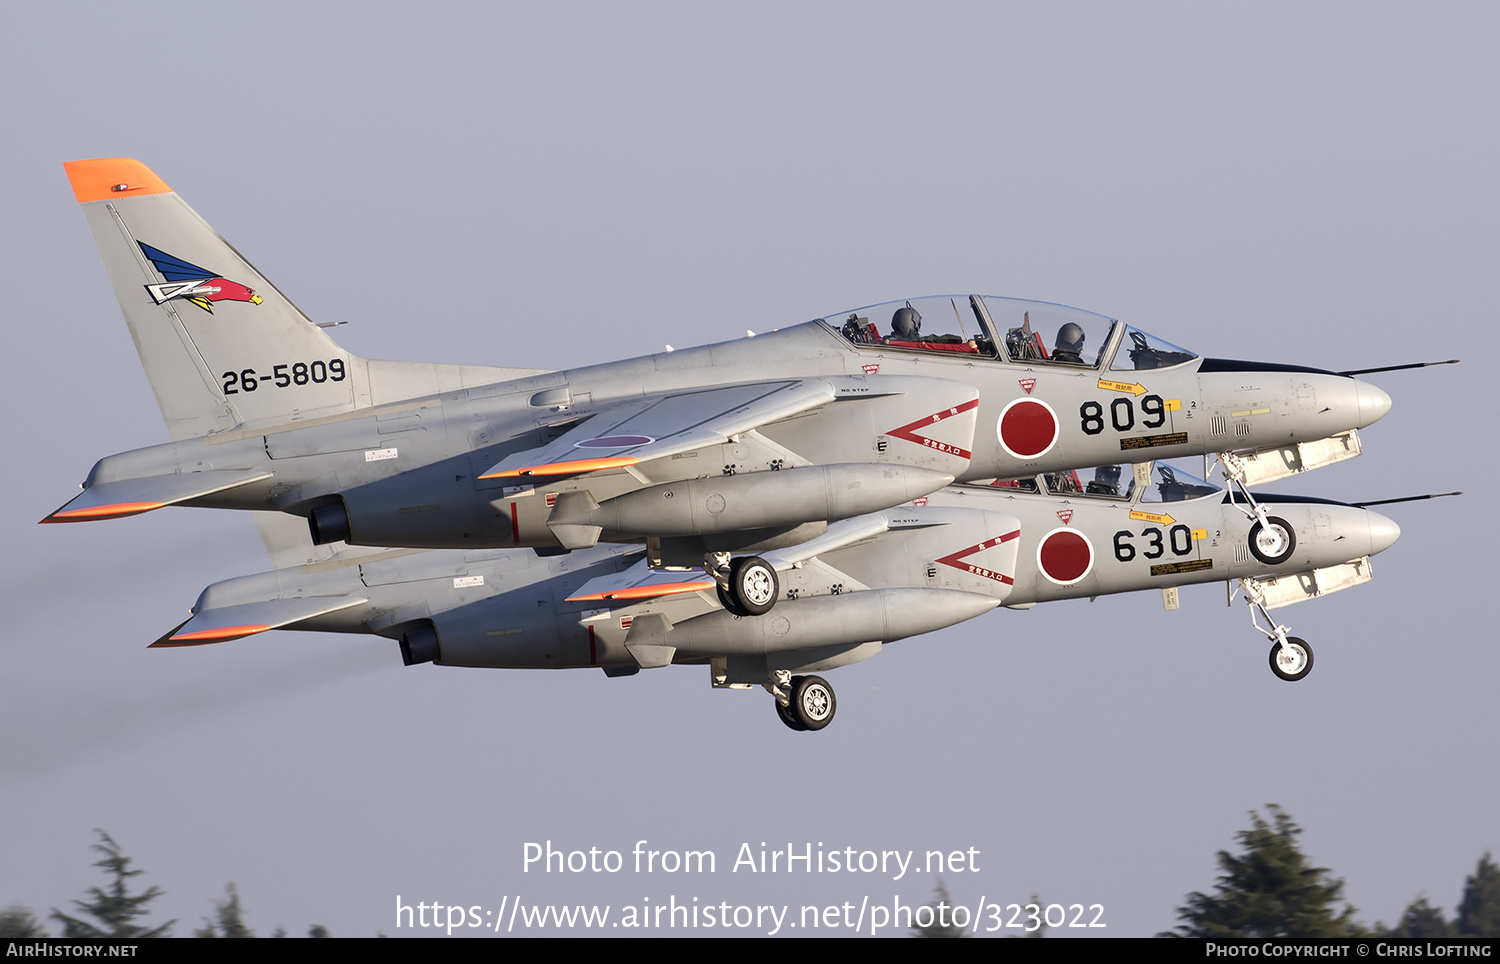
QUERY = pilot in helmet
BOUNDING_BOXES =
[891,302,923,340]
[1088,463,1122,496]
[1052,322,1086,364]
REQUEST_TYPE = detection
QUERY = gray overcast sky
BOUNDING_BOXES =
[1,1,1495,938]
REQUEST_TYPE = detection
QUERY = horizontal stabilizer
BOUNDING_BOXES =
[41,469,273,523]
[480,380,837,479]
[567,565,716,603]
[150,595,368,647]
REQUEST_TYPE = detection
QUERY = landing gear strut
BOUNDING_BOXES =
[1218,454,1314,682]
[766,670,837,731]
[709,553,779,616]
[1219,453,1298,566]
[1238,577,1315,682]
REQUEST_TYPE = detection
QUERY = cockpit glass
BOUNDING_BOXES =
[982,459,1220,503]
[1043,469,1085,495]
[980,296,1117,369]
[823,295,997,357]
[817,294,1118,367]
[1138,460,1221,503]
[1110,327,1198,371]
[1044,464,1135,500]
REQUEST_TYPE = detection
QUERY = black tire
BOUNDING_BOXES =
[1248,516,1297,566]
[775,697,808,731]
[1269,636,1314,682]
[730,556,779,616]
[791,674,836,731]
[716,583,750,618]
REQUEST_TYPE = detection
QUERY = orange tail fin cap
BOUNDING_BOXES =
[64,158,172,203]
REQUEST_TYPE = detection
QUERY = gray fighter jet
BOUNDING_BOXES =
[47,159,1394,617]
[156,459,1400,731]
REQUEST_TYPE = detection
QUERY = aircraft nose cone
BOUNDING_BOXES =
[1365,510,1401,556]
[1355,379,1392,427]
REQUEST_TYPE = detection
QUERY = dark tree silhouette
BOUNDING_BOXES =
[1161,805,1361,938]
[50,830,173,938]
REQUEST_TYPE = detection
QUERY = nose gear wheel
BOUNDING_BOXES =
[1270,637,1314,682]
[1248,516,1296,565]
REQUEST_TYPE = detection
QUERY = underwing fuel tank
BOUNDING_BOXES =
[625,588,1001,663]
[431,587,1002,670]
[545,463,955,549]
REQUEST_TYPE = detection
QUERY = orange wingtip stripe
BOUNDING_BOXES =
[64,158,173,203]
[166,624,273,643]
[42,501,166,523]
[480,456,641,479]
[566,580,715,602]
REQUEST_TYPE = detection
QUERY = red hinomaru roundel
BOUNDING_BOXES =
[996,397,1059,460]
[1036,527,1093,585]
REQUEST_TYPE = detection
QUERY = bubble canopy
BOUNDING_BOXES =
[1041,459,1218,503]
[815,295,1197,371]
[988,459,1222,503]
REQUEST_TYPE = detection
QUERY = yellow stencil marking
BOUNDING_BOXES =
[1097,379,1147,396]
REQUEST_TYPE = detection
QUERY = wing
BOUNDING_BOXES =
[566,566,717,603]
[478,380,837,480]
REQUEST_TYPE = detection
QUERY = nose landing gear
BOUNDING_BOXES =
[1219,454,1315,682]
[1220,453,1299,567]
[1239,577,1315,682]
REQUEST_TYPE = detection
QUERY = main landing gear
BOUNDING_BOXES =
[708,553,780,617]
[767,670,836,731]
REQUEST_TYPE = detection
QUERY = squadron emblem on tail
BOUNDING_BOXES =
[138,242,262,312]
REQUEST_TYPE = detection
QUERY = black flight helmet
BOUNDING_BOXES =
[891,302,922,339]
[1054,322,1086,361]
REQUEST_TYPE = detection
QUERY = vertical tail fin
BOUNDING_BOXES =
[65,158,361,440]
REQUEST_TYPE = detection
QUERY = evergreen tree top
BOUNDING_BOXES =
[194,882,254,939]
[1385,895,1452,938]
[49,830,174,939]
[1162,805,1362,938]
[1456,852,1500,937]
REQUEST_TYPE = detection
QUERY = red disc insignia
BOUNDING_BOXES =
[1037,527,1093,585]
[997,397,1059,459]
